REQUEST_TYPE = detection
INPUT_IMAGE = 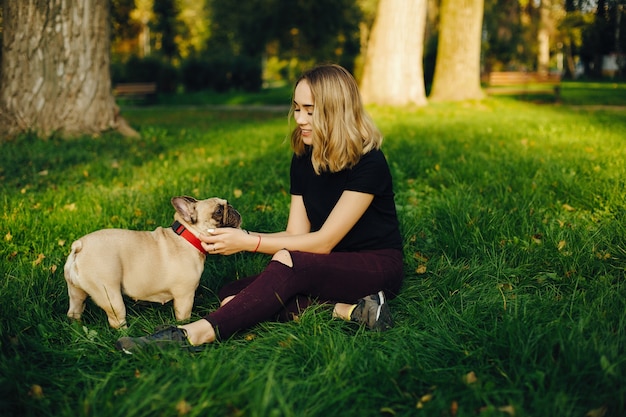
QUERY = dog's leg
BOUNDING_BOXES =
[65,241,88,321]
[90,286,128,329]
[172,293,195,322]
[66,282,88,321]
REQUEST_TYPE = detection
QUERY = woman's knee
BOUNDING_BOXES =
[272,249,293,267]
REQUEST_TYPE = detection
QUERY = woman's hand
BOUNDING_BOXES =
[199,228,254,255]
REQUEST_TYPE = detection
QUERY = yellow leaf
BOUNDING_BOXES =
[4,232,12,242]
[50,265,57,273]
[585,405,608,417]
[562,203,576,212]
[176,399,192,416]
[532,234,543,245]
[233,189,243,198]
[420,393,433,403]
[413,252,429,263]
[29,384,44,399]
[33,253,45,266]
[434,164,440,171]
[463,371,477,385]
[416,265,427,274]
[557,240,566,251]
[498,405,516,416]
[64,203,77,211]
[58,240,66,246]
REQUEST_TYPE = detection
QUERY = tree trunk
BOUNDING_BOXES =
[429,0,485,102]
[537,0,551,74]
[361,0,428,106]
[0,0,137,139]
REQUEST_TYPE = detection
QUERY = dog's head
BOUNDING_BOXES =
[171,196,242,233]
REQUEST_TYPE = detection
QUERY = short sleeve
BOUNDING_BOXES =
[345,149,392,195]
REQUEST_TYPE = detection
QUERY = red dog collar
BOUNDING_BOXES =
[171,221,207,254]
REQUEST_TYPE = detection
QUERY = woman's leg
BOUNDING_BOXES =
[204,249,403,340]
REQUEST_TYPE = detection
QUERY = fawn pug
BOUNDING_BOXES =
[63,196,241,328]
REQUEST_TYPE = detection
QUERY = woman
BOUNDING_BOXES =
[116,64,404,353]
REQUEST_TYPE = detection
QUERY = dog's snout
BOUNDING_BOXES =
[224,204,242,228]
[212,203,241,228]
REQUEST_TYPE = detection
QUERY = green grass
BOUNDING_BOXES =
[1,84,625,416]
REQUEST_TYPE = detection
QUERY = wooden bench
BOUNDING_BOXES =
[113,82,157,102]
[485,71,561,100]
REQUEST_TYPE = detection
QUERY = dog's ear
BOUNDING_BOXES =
[171,196,198,224]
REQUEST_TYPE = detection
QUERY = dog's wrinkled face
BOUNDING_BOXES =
[171,196,242,232]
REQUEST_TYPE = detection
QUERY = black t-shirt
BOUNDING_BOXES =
[290,148,403,252]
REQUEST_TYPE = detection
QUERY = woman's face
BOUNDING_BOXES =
[293,80,315,146]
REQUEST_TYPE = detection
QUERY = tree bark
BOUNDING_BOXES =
[0,0,138,139]
[429,0,485,102]
[361,0,428,106]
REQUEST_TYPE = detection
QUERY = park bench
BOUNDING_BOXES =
[485,71,561,101]
[113,82,157,103]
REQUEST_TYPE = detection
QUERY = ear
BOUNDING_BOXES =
[171,196,198,224]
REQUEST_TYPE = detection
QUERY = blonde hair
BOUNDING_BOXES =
[289,64,383,174]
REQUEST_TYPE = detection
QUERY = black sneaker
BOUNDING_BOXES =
[115,325,202,354]
[350,291,393,331]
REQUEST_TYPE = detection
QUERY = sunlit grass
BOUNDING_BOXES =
[1,88,625,416]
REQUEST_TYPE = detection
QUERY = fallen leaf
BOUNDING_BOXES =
[176,399,192,416]
[463,371,477,385]
[38,170,49,176]
[33,253,45,266]
[413,252,429,263]
[562,203,576,212]
[50,265,57,273]
[58,240,66,246]
[64,203,77,211]
[380,407,396,416]
[4,232,12,242]
[585,405,608,417]
[28,384,44,399]
[557,240,566,251]
[416,265,427,274]
[450,400,459,417]
[498,405,516,416]
[233,189,243,198]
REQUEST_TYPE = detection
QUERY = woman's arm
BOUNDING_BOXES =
[201,192,373,255]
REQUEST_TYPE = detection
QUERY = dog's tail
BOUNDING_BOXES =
[63,240,83,286]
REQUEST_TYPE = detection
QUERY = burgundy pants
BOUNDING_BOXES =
[203,249,403,340]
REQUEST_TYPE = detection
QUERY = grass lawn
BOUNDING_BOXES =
[1,83,625,416]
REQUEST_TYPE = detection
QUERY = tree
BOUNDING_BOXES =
[429,0,485,101]
[360,0,428,106]
[0,0,136,138]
